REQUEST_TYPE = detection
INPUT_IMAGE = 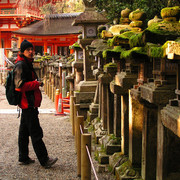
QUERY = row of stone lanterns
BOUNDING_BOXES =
[70,3,180,180]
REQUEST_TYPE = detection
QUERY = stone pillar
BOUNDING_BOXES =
[121,94,129,155]
[102,83,108,130]
[76,71,83,84]
[83,49,94,81]
[129,94,143,167]
[114,94,121,137]
[141,103,158,180]
[98,73,113,130]
[107,87,114,134]
[59,66,62,94]
[156,114,167,180]
[98,80,102,119]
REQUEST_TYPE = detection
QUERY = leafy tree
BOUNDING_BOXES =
[96,0,180,24]
[40,0,84,15]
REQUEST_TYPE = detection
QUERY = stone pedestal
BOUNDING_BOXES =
[139,83,176,180]
[74,80,97,118]
[87,83,99,122]
[159,105,180,180]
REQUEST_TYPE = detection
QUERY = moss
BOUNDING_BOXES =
[129,9,146,21]
[129,32,144,48]
[101,144,106,152]
[176,37,180,42]
[109,134,121,144]
[67,58,75,64]
[109,31,136,46]
[34,59,42,62]
[98,25,106,33]
[130,21,143,27]
[140,21,180,45]
[103,46,124,59]
[149,46,164,58]
[96,117,101,123]
[120,28,131,34]
[107,38,113,47]
[147,21,180,35]
[161,6,180,19]
[87,124,94,132]
[94,150,99,161]
[104,62,117,70]
[120,47,147,59]
[70,42,80,49]
[108,165,113,172]
[118,160,131,175]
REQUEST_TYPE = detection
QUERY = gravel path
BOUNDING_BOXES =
[0,84,115,180]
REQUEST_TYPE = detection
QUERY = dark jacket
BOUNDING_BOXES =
[14,54,42,109]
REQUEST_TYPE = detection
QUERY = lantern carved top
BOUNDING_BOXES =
[83,0,96,10]
[72,0,108,26]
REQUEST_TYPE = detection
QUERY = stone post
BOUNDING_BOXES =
[129,95,143,168]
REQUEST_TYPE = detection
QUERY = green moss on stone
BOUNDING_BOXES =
[109,31,136,47]
[120,47,147,59]
[161,6,180,19]
[147,21,180,35]
[70,42,80,49]
[34,59,42,62]
[129,32,144,48]
[104,62,117,70]
[117,160,131,175]
[103,46,124,59]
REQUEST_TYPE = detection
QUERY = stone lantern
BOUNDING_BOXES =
[72,0,108,81]
[71,42,84,89]
[72,0,108,118]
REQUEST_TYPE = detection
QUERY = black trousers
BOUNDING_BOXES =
[18,108,48,166]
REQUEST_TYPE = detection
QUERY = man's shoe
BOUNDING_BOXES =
[19,158,35,165]
[43,157,58,168]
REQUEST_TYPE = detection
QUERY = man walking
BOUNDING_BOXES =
[14,39,58,168]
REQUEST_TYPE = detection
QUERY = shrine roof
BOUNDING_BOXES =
[13,13,82,36]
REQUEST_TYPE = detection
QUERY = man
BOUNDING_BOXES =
[14,39,58,168]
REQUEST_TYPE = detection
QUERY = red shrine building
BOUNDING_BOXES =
[0,0,81,56]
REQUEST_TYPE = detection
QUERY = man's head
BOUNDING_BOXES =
[20,40,34,59]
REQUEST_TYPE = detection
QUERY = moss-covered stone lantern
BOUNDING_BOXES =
[72,0,108,81]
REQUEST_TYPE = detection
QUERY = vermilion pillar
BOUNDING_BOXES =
[55,45,57,55]
[44,41,47,54]
[0,32,2,48]
[18,37,23,48]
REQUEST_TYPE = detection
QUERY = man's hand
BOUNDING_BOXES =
[38,81,44,87]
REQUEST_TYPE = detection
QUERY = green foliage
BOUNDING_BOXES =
[40,0,84,15]
[95,0,180,24]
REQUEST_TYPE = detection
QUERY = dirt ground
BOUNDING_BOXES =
[0,84,115,180]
